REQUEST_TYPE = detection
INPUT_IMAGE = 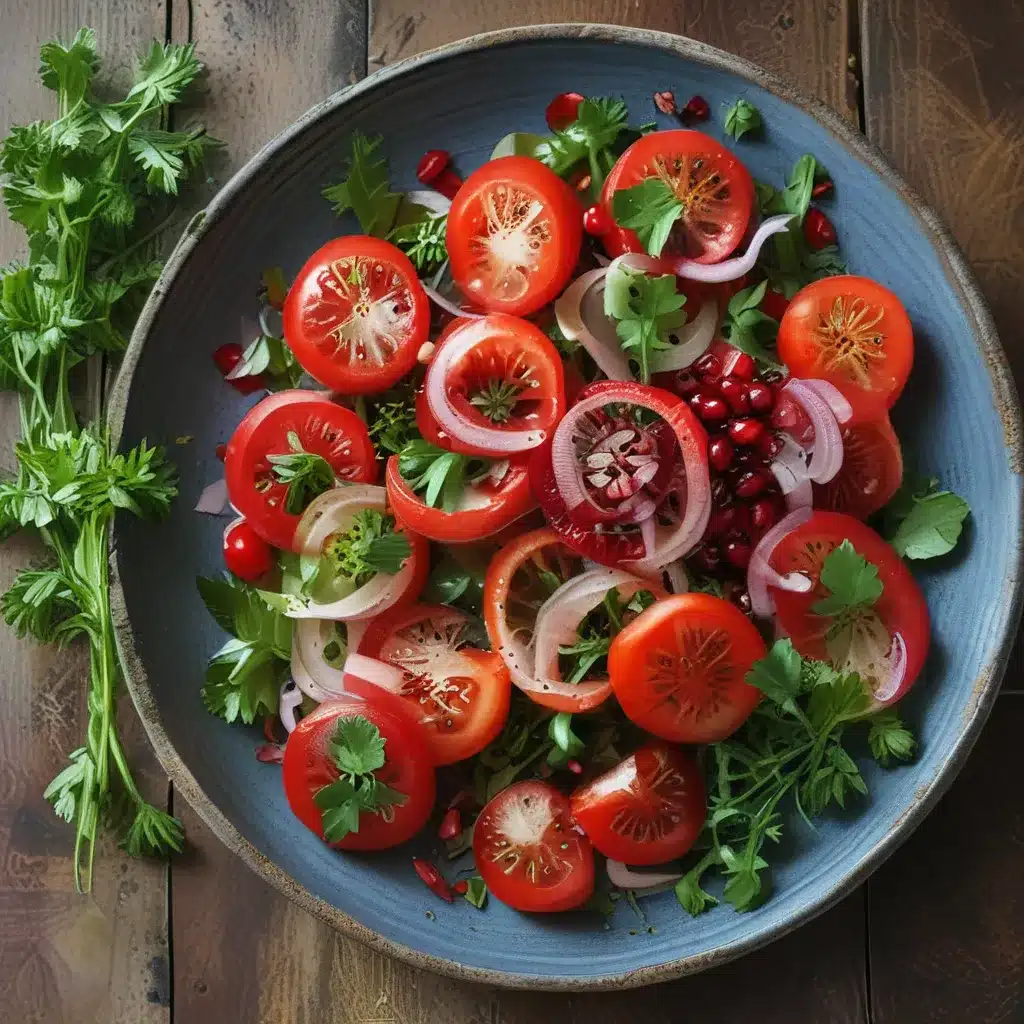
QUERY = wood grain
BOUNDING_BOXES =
[0,5,173,1023]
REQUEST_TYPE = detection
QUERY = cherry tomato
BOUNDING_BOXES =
[609,593,765,743]
[473,780,594,912]
[385,454,535,544]
[545,92,585,131]
[446,156,583,317]
[570,743,706,865]
[282,697,435,851]
[212,343,265,394]
[222,519,273,581]
[813,416,904,520]
[777,276,914,424]
[224,390,377,551]
[804,207,837,250]
[601,130,755,263]
[582,204,613,236]
[283,236,430,394]
[769,512,929,707]
[358,604,511,765]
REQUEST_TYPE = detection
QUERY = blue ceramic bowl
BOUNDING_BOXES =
[109,25,1023,989]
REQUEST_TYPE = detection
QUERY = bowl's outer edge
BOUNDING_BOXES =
[107,23,1024,991]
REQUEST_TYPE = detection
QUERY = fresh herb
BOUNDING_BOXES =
[266,431,336,514]
[546,711,586,768]
[688,573,726,598]
[322,132,402,237]
[424,553,485,615]
[313,716,407,843]
[810,541,883,617]
[558,587,652,683]
[559,633,612,685]
[546,318,577,358]
[603,263,686,382]
[197,574,293,725]
[676,640,914,915]
[611,177,683,257]
[474,695,558,804]
[463,876,488,909]
[470,378,522,424]
[0,30,217,891]
[867,707,918,765]
[229,321,302,391]
[724,99,762,140]
[388,213,448,272]
[325,509,411,585]
[880,473,970,560]
[365,381,420,458]
[398,439,491,513]
[720,281,784,371]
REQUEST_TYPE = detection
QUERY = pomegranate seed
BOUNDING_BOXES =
[438,807,462,840]
[719,379,750,415]
[812,179,834,199]
[674,371,701,397]
[691,543,722,573]
[215,443,227,462]
[725,539,752,570]
[654,90,677,115]
[691,393,729,422]
[583,204,613,236]
[546,91,585,131]
[412,858,454,902]
[694,352,722,378]
[728,418,765,446]
[756,431,784,460]
[682,94,710,122]
[734,449,759,467]
[760,288,791,321]
[417,150,463,201]
[453,880,469,895]
[750,496,782,534]
[722,504,750,535]
[730,354,757,381]
[708,436,734,472]
[747,382,775,413]
[804,207,837,250]
[735,467,773,498]
[567,759,584,775]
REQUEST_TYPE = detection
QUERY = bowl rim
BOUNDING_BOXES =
[108,22,1024,991]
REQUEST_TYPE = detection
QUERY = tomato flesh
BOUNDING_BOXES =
[813,416,904,520]
[473,780,594,912]
[570,743,706,865]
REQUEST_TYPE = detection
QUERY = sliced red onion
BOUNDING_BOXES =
[871,633,908,706]
[404,189,452,217]
[648,300,719,373]
[554,269,632,381]
[783,379,844,483]
[195,477,231,515]
[669,214,795,283]
[770,433,811,494]
[342,653,406,694]
[785,475,813,512]
[222,515,246,548]
[421,283,485,320]
[279,681,303,734]
[803,379,853,425]
[747,507,815,619]
[606,860,683,889]
[639,516,657,559]
[294,485,389,555]
[284,562,414,622]
[425,319,546,453]
[665,561,689,594]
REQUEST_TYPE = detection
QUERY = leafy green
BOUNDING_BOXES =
[720,281,784,371]
[491,132,546,159]
[867,708,918,765]
[463,876,488,909]
[724,99,762,140]
[810,540,884,617]
[267,431,336,514]
[880,473,970,560]
[388,213,447,272]
[558,633,612,685]
[365,381,420,458]
[325,509,411,585]
[470,378,524,424]
[547,712,585,768]
[397,439,491,513]
[228,298,303,392]
[322,133,402,237]
[424,553,485,615]
[611,177,683,257]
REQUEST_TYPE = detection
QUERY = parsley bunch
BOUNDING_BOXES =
[0,30,217,890]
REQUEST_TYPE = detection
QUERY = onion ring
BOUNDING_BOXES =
[554,269,632,381]
[668,214,796,283]
[747,507,815,619]
[783,379,844,483]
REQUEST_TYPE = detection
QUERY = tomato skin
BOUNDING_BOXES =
[283,236,430,394]
[282,698,435,851]
[601,130,755,263]
[473,780,595,912]
[546,92,585,131]
[224,390,377,552]
[813,416,903,520]
[213,343,266,394]
[222,519,273,581]
[778,276,914,424]
[609,593,764,743]
[447,156,583,317]
[570,744,706,865]
[769,512,929,707]
[385,454,535,543]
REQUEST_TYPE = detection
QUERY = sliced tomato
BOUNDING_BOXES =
[446,156,583,317]
[421,314,565,457]
[473,780,594,912]
[609,593,764,743]
[385,453,535,543]
[769,512,929,707]
[358,603,511,765]
[282,697,435,851]
[777,276,914,424]
[601,130,755,263]
[570,743,706,866]
[283,236,429,394]
[224,390,377,551]
[813,416,903,520]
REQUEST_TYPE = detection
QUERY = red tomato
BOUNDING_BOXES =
[570,743,706,865]
[213,343,265,394]
[814,416,904,520]
[222,519,273,581]
[385,454,535,544]
[601,130,755,263]
[769,512,930,707]
[282,697,435,851]
[359,604,511,765]
[224,390,377,551]
[777,276,914,424]
[546,92,585,131]
[609,593,764,743]
[283,236,429,394]
[446,156,583,317]
[473,780,594,912]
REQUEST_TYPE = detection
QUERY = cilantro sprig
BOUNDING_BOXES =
[811,540,884,617]
[720,281,784,371]
[267,431,337,514]
[879,472,970,560]
[388,213,448,272]
[322,133,402,236]
[398,439,492,512]
[611,178,683,257]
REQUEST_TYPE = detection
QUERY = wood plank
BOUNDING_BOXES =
[0,6,173,1023]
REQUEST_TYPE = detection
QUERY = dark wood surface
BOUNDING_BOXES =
[0,1,1021,1021]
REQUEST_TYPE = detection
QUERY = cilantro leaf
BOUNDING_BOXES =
[720,281,784,370]
[398,439,491,512]
[424,554,485,615]
[325,509,412,585]
[463,877,488,909]
[745,639,803,707]
[883,479,970,560]
[675,867,719,915]
[867,708,918,765]
[315,778,363,840]
[724,99,762,140]
[267,431,336,515]
[322,133,402,237]
[811,541,883,616]
[330,716,387,775]
[611,178,683,257]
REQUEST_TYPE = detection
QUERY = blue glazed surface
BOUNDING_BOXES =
[113,33,1022,985]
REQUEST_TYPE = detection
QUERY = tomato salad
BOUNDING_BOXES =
[198,92,969,919]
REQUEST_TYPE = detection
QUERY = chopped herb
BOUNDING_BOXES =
[267,431,336,514]
[228,323,303,392]
[388,213,448,272]
[724,99,763,140]
[470,377,523,424]
[810,541,884,617]
[720,281,784,371]
[322,132,402,236]
[398,439,491,513]
[366,381,420,458]
[424,553,485,615]
[463,876,488,909]
[325,509,411,586]
[547,712,586,766]
[611,177,683,257]
[880,473,970,560]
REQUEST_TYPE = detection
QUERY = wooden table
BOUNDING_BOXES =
[2,2,1022,1021]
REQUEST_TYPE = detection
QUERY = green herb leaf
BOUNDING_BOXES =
[724,99,762,140]
[675,868,719,915]
[883,479,970,560]
[366,382,420,458]
[322,133,402,237]
[548,712,585,759]
[267,432,337,515]
[745,639,803,707]
[558,633,611,685]
[867,708,917,765]
[330,715,387,775]
[720,281,784,370]
[325,509,412,586]
[388,212,448,272]
[398,439,491,512]
[463,876,488,909]
[811,540,884,616]
[611,178,683,257]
